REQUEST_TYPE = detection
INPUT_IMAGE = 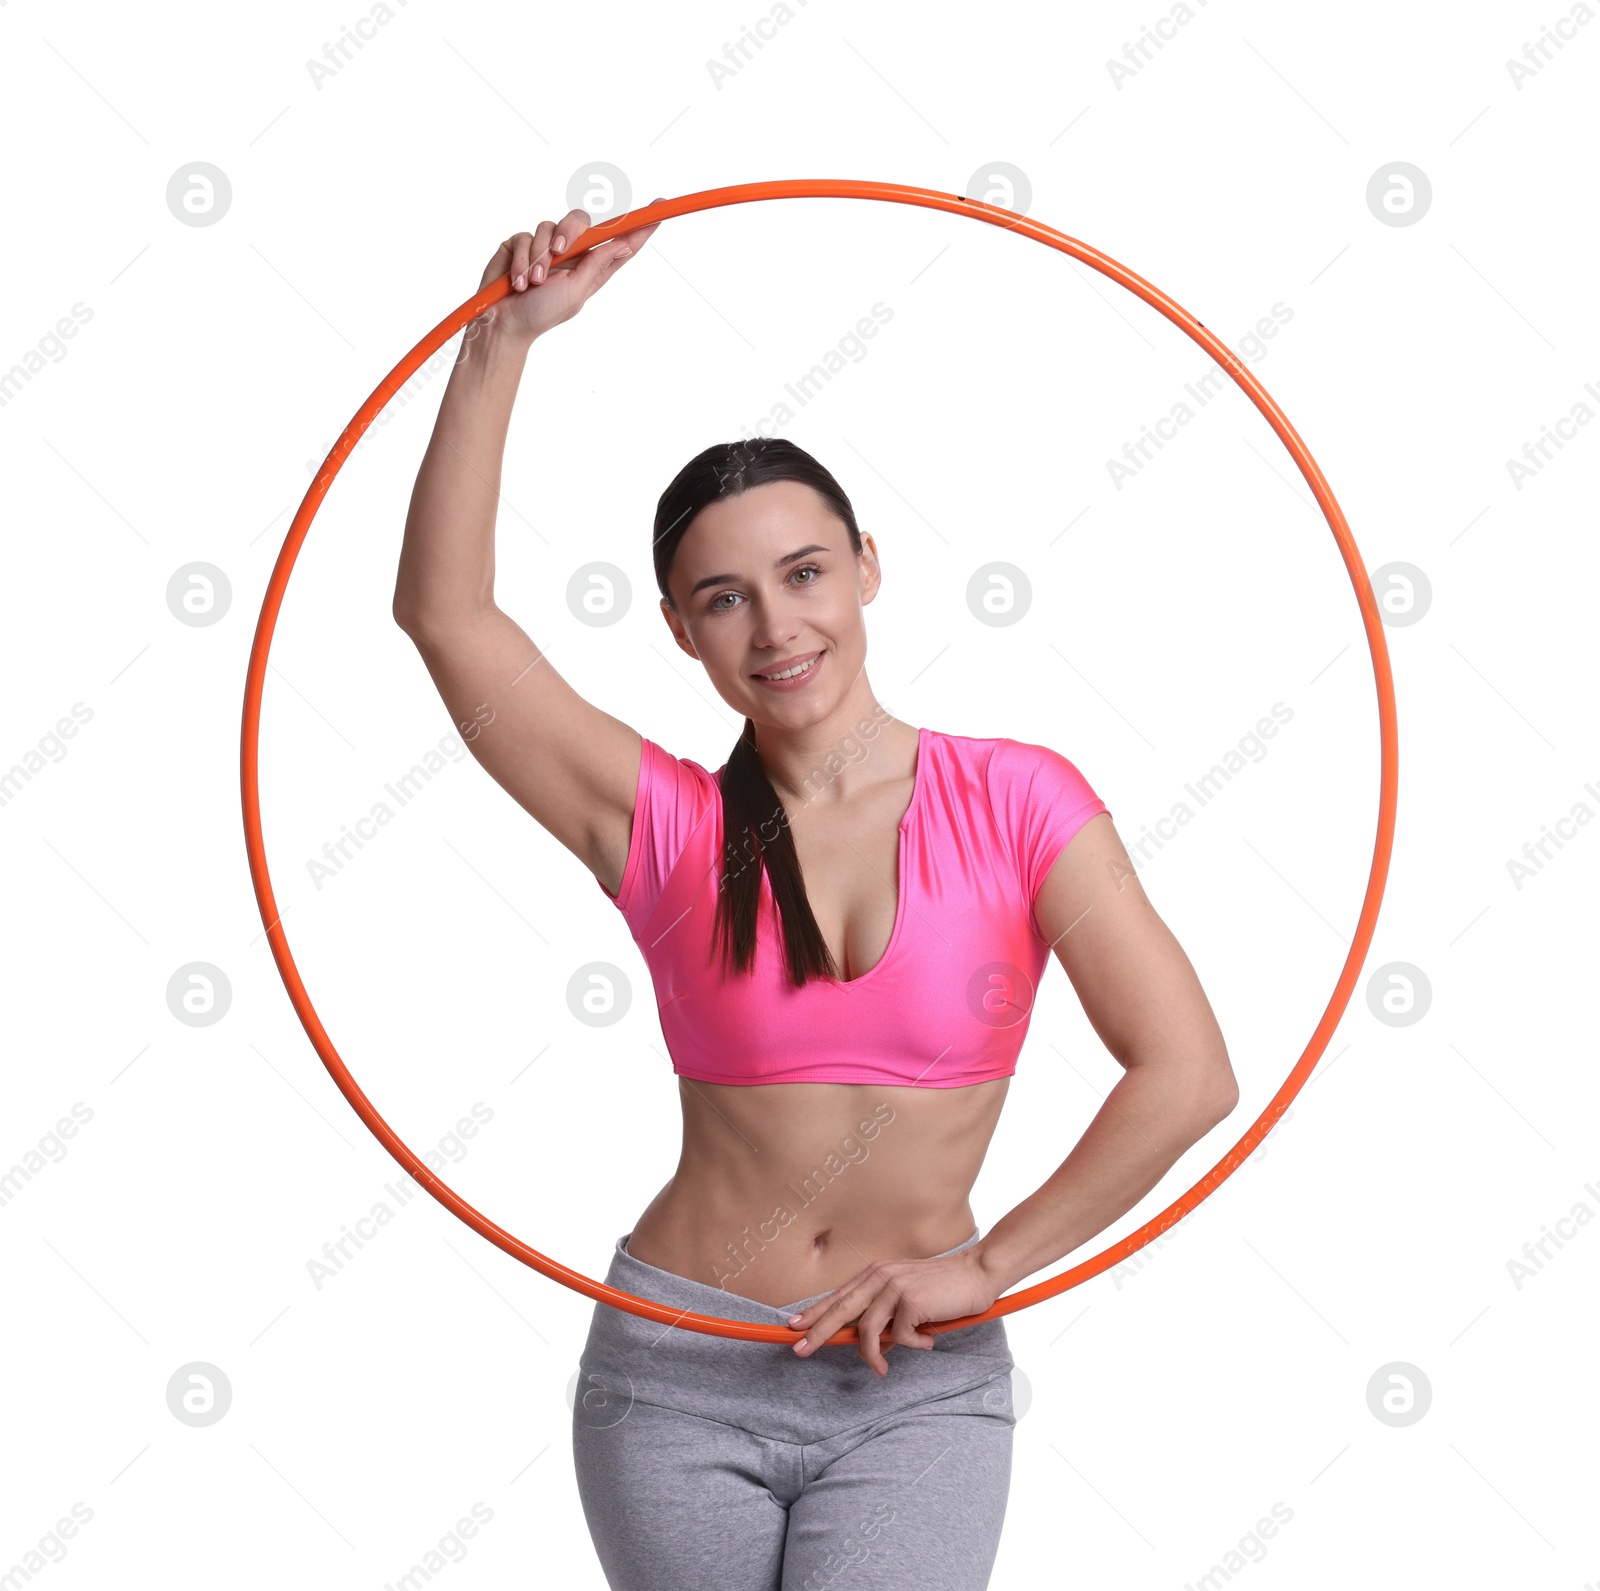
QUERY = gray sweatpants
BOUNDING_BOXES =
[571,1229,1016,1590]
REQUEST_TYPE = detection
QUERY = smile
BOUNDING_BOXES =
[752,651,825,687]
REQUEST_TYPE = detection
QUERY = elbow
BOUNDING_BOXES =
[1205,1077,1240,1125]
[392,594,421,635]
[392,596,443,644]
[1198,1052,1240,1127]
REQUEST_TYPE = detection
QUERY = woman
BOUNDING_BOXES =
[392,209,1239,1591]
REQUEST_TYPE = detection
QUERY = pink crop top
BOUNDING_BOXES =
[594,726,1110,1088]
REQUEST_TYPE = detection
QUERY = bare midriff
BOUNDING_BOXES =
[624,1075,1011,1307]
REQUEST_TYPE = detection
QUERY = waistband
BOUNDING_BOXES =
[576,1229,1014,1446]
[616,1227,985,1320]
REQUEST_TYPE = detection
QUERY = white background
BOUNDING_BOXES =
[2,0,1596,1586]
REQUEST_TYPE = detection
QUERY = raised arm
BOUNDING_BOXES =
[391,210,660,894]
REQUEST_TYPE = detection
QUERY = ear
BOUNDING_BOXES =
[856,534,884,604]
[660,598,700,659]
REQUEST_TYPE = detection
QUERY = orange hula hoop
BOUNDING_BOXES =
[240,179,1398,1345]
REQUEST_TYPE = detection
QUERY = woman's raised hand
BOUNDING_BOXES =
[477,202,663,344]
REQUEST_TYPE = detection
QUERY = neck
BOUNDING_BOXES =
[751,696,916,808]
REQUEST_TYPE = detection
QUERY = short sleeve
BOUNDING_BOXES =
[595,736,718,934]
[985,737,1110,921]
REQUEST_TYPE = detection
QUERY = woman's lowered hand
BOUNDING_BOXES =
[785,1247,1001,1377]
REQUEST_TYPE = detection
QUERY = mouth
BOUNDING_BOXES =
[751,649,825,688]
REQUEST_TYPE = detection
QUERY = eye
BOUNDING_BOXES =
[706,564,823,613]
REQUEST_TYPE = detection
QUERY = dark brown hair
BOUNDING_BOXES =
[652,438,863,988]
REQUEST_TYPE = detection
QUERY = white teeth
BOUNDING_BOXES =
[758,656,817,681]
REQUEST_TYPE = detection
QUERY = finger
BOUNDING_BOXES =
[558,239,635,302]
[618,197,667,251]
[855,1299,896,1375]
[516,219,557,288]
[503,231,530,291]
[791,1280,878,1356]
[890,1306,936,1352]
[786,1265,882,1332]
[480,235,515,290]
[548,208,592,263]
[562,198,664,272]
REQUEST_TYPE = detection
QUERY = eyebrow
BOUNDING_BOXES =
[688,544,830,597]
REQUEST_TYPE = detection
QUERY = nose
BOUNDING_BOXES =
[748,593,803,655]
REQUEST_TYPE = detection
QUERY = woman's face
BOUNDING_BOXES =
[662,479,881,726]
